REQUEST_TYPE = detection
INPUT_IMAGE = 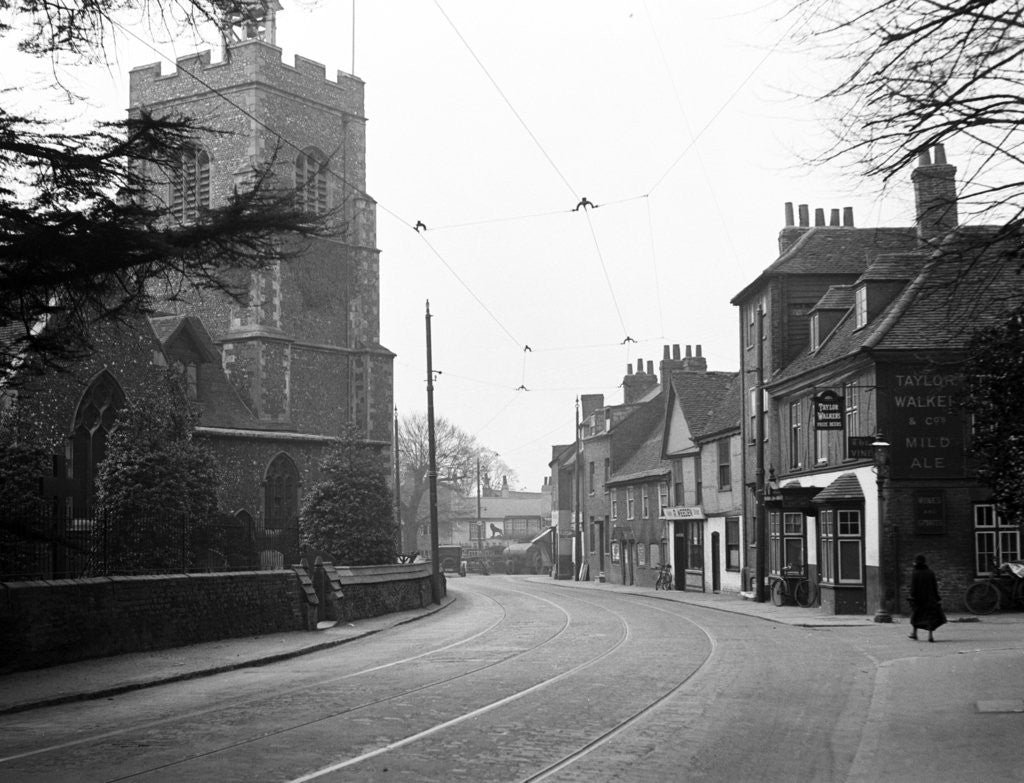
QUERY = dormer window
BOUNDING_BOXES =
[809,313,820,351]
[854,286,867,328]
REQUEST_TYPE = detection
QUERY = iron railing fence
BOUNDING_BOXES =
[0,505,261,581]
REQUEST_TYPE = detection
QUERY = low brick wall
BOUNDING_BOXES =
[0,564,441,673]
[0,571,309,673]
[331,563,440,622]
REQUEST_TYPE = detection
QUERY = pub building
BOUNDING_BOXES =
[733,146,1023,615]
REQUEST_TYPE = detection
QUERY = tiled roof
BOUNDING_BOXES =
[772,226,1024,384]
[811,285,855,311]
[812,473,864,503]
[732,227,918,303]
[608,421,670,485]
[857,253,923,281]
[693,374,741,441]
[670,371,739,439]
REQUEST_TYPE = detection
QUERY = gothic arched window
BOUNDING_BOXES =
[264,452,299,530]
[70,371,126,513]
[295,149,329,214]
[170,147,211,222]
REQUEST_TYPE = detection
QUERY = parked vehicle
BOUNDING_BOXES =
[437,545,467,577]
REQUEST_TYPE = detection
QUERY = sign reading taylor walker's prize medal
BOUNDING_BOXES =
[813,390,845,430]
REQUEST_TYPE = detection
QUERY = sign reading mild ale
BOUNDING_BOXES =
[813,390,845,430]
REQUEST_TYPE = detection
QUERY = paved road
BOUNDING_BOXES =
[0,576,1021,782]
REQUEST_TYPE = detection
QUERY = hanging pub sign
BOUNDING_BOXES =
[813,390,845,430]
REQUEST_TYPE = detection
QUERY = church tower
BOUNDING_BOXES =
[128,1,393,445]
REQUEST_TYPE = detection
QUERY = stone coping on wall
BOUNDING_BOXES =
[331,563,432,585]
[0,570,293,590]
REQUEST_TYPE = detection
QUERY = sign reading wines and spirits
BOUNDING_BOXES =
[914,490,946,535]
[814,390,845,430]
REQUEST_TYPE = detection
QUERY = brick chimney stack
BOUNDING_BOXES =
[912,144,958,245]
[659,344,707,391]
[622,358,658,403]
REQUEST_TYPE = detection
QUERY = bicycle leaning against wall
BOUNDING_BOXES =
[963,560,1024,614]
[769,567,816,607]
[654,563,673,591]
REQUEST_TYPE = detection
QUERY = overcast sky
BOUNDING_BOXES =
[6,1,926,489]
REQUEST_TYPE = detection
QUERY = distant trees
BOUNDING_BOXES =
[396,413,515,554]
[300,427,398,566]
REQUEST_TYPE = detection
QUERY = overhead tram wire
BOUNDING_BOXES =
[117,18,674,395]
[641,0,741,273]
[112,20,535,354]
[432,0,578,201]
[581,206,630,340]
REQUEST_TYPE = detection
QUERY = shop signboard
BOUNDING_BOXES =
[814,390,845,430]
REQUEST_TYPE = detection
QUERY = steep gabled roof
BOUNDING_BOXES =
[670,371,738,438]
[692,374,741,442]
[608,419,670,485]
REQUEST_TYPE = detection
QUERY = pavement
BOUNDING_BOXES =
[0,578,1019,717]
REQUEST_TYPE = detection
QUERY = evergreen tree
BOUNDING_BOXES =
[300,427,397,566]
[93,374,221,572]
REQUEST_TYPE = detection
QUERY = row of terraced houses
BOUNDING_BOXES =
[549,146,1024,616]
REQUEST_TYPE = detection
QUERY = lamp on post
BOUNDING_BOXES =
[872,433,893,623]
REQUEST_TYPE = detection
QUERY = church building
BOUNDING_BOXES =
[2,2,394,569]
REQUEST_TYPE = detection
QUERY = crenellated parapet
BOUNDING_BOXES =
[129,38,365,119]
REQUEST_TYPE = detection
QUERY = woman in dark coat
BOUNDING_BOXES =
[908,554,945,642]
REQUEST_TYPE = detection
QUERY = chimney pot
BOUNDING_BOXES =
[917,149,932,167]
[784,202,795,226]
[696,344,702,357]
[843,206,854,227]
[636,358,643,373]
[830,208,840,226]
[663,344,670,360]
[814,208,825,226]
[626,363,633,375]
[685,345,692,358]
[646,360,654,376]
[672,344,681,360]
[933,143,947,165]
[798,204,809,227]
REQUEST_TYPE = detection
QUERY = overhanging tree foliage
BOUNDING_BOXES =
[0,1,333,377]
[966,307,1024,522]
[300,427,397,566]
[790,0,1024,221]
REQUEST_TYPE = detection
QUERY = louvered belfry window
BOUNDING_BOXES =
[170,148,211,222]
[295,150,329,214]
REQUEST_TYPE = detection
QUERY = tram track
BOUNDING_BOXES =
[285,584,715,783]
[0,580,718,783]
[0,580,610,781]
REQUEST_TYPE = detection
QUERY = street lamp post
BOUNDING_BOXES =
[872,433,893,623]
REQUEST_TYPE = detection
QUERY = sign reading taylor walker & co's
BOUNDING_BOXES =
[814,390,845,430]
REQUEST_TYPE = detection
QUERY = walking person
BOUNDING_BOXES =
[908,554,946,642]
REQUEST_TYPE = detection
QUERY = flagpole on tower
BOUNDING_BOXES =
[351,0,356,74]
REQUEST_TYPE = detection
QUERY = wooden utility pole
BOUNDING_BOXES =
[425,301,441,604]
